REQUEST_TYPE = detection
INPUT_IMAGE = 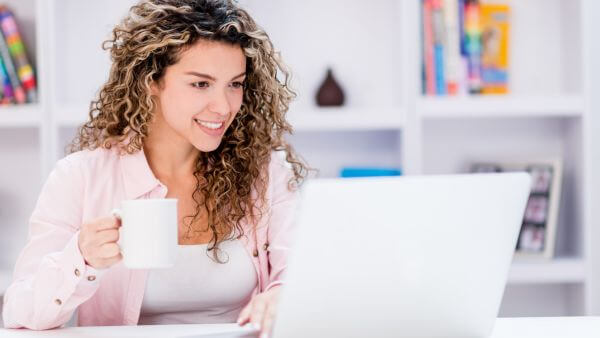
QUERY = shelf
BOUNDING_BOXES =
[0,104,43,128]
[507,258,586,285]
[0,268,12,296]
[288,107,404,132]
[419,95,584,119]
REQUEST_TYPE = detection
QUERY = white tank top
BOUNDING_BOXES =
[138,239,257,325]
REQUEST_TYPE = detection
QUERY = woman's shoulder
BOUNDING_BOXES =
[268,150,293,172]
[267,150,298,196]
[268,150,296,185]
[56,146,121,175]
[41,147,123,199]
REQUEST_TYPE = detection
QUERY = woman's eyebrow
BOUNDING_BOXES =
[184,71,246,81]
[231,72,246,80]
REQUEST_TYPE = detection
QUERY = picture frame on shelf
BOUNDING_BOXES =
[470,158,563,259]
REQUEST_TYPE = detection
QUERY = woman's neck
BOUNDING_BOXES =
[143,125,200,182]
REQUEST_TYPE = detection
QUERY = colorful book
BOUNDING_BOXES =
[0,6,36,103]
[480,4,510,94]
[458,0,466,56]
[421,0,509,96]
[0,24,23,104]
[423,0,436,95]
[463,0,483,94]
[443,0,462,95]
[0,54,14,104]
[458,0,469,95]
[431,0,447,95]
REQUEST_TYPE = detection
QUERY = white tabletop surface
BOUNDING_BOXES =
[0,317,599,337]
[0,323,258,338]
[490,317,600,338]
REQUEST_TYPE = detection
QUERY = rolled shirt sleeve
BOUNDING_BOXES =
[2,157,103,330]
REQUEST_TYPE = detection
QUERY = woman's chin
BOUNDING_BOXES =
[192,139,222,153]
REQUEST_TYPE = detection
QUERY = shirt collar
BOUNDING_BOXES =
[119,147,164,200]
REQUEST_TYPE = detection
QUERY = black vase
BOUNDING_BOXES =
[316,68,345,107]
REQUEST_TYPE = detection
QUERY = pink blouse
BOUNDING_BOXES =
[2,146,298,330]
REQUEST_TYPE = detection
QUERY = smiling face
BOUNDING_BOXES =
[150,39,246,152]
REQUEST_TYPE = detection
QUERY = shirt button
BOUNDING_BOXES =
[74,268,81,277]
[87,275,96,282]
[54,299,62,306]
[263,243,269,251]
[253,249,259,257]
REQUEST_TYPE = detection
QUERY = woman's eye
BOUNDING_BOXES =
[231,81,244,89]
[192,81,209,89]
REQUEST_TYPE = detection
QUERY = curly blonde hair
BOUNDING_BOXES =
[69,0,308,260]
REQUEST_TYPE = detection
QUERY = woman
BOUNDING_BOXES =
[2,0,307,336]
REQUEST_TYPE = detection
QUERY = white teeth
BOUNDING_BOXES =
[194,119,223,130]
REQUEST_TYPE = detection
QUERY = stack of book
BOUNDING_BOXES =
[422,0,510,96]
[0,5,36,105]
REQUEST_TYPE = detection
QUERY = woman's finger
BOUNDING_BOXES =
[96,229,119,244]
[237,300,253,326]
[93,216,121,231]
[101,254,122,267]
[99,243,120,258]
[250,299,267,331]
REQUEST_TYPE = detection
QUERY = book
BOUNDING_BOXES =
[463,0,483,94]
[0,54,14,104]
[0,6,36,103]
[0,21,23,104]
[457,0,469,94]
[431,0,447,95]
[458,0,466,56]
[421,0,509,96]
[480,3,510,94]
[423,0,436,95]
[443,0,462,95]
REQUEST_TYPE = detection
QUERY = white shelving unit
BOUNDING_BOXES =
[1,0,599,318]
[0,105,43,128]
[419,95,585,119]
[508,258,587,285]
[508,258,586,284]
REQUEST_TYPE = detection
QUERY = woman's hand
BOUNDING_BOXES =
[78,215,122,269]
[237,286,282,338]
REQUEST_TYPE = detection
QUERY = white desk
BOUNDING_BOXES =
[490,317,600,338]
[0,317,599,337]
[0,323,257,338]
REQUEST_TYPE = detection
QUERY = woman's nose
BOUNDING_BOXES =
[207,90,230,117]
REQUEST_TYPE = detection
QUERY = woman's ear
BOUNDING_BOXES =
[149,80,160,97]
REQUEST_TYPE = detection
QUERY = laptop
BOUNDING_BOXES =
[272,173,531,338]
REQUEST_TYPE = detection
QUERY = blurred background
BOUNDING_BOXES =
[1,0,600,325]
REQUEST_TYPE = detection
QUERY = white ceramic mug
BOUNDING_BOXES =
[112,198,178,269]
